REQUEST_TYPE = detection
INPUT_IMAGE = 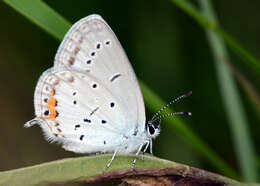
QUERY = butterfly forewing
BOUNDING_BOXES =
[54,15,145,132]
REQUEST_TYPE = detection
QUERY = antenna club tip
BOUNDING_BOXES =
[185,91,192,97]
[186,112,192,116]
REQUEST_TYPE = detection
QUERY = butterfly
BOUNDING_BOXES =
[25,14,191,171]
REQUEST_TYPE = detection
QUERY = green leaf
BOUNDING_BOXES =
[0,155,239,186]
[3,0,71,40]
[3,0,239,180]
[198,0,258,182]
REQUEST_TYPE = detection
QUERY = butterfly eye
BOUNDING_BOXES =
[148,125,155,135]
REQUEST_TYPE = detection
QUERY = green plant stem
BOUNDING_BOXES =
[170,0,260,75]
[228,62,260,121]
[199,0,258,182]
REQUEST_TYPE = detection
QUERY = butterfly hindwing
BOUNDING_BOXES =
[33,67,129,153]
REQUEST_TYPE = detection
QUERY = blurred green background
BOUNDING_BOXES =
[0,0,259,182]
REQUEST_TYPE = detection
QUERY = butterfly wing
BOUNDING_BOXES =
[26,15,146,154]
[29,67,134,153]
[54,14,145,135]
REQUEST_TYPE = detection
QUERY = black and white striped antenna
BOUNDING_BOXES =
[152,112,192,122]
[151,91,192,121]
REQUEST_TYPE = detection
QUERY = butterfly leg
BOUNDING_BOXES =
[103,149,118,173]
[24,117,43,128]
[131,143,145,169]
[141,141,150,161]
[149,139,153,155]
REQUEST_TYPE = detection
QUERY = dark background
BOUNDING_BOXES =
[0,0,259,179]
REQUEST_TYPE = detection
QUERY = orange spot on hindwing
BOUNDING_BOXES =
[49,89,55,97]
[47,107,57,119]
[48,97,57,107]
[45,89,58,119]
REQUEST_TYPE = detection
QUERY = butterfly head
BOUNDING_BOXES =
[145,91,192,139]
[146,119,161,139]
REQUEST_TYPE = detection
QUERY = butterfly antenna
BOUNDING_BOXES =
[153,112,192,122]
[151,91,192,121]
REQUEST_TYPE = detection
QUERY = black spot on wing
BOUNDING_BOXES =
[90,107,99,116]
[84,118,91,123]
[90,51,95,57]
[86,59,92,64]
[110,74,121,82]
[105,40,111,45]
[44,110,49,116]
[75,124,80,130]
[96,43,101,49]
[92,83,98,88]
[80,135,84,141]
[110,102,115,108]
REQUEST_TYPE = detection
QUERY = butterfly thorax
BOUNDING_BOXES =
[117,120,161,154]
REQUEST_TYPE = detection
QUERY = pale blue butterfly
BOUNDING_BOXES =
[25,14,191,170]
